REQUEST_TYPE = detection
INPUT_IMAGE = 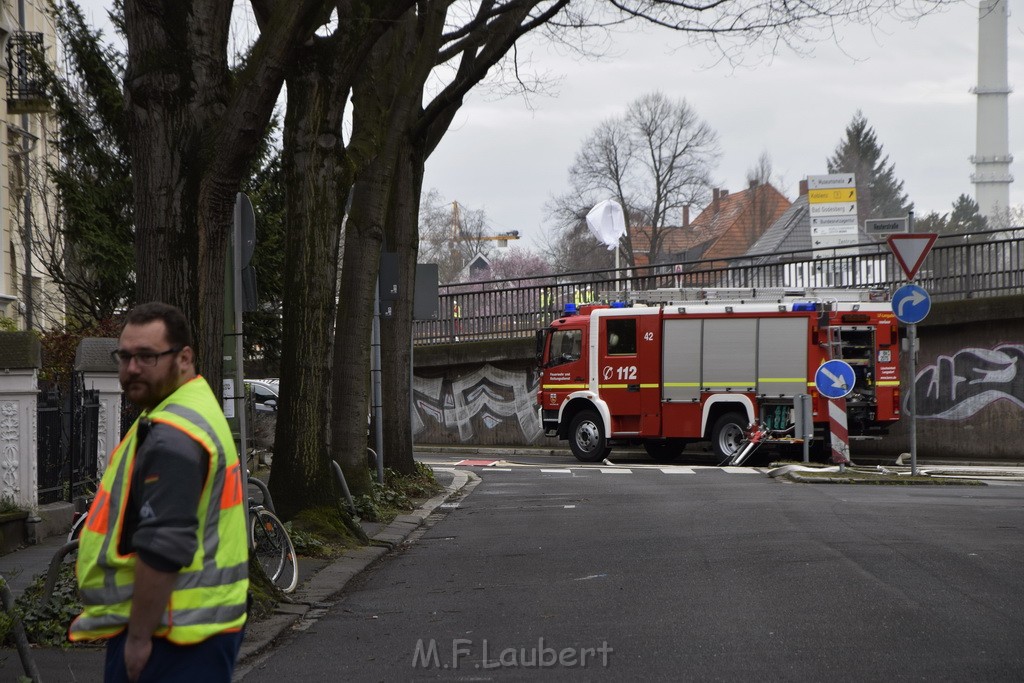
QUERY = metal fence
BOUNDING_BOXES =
[412,228,1024,345]
[36,374,100,504]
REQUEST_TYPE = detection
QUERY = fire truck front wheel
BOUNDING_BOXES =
[711,412,747,461]
[569,411,610,462]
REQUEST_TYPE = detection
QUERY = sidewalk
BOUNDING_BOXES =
[0,467,471,682]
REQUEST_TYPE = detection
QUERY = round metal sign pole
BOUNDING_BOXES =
[908,322,918,476]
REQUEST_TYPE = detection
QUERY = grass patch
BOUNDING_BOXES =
[288,506,361,557]
[355,463,442,523]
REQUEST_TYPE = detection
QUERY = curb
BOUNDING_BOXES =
[767,464,989,485]
[235,468,472,667]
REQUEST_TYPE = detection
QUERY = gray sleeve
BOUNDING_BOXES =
[131,424,208,572]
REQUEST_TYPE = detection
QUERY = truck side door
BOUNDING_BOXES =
[540,327,586,414]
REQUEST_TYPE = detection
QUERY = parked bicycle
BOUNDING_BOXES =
[63,472,298,594]
[247,474,298,593]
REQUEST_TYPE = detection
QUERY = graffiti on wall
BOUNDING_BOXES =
[913,343,1024,420]
[413,365,542,442]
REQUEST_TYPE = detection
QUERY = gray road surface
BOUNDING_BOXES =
[238,464,1024,681]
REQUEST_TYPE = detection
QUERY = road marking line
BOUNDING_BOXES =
[660,467,695,474]
[721,467,759,473]
[484,468,513,472]
[599,468,632,474]
[541,468,572,474]
[564,505,576,509]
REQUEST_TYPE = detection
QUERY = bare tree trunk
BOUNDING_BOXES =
[124,0,334,386]
[268,1,419,512]
[331,13,422,496]
[379,141,425,475]
[125,1,231,380]
[375,1,557,473]
[269,40,348,519]
[330,169,384,498]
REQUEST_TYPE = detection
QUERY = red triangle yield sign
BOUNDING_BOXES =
[887,233,937,280]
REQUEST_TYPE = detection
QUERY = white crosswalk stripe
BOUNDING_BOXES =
[540,468,572,474]
[660,467,696,474]
[599,468,632,474]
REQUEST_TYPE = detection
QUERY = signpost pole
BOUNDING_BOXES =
[371,279,385,484]
[908,206,917,476]
[794,394,811,463]
[908,322,918,476]
[888,232,936,479]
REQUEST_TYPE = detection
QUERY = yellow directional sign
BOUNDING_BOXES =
[808,188,858,203]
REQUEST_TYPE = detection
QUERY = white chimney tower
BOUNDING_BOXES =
[972,0,1013,222]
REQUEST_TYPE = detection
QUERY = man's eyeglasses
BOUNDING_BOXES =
[110,347,181,367]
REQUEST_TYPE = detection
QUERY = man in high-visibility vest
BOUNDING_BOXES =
[70,302,248,682]
[452,299,462,341]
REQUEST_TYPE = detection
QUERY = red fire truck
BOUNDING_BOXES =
[536,287,901,462]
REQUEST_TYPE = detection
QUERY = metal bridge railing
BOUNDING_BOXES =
[413,228,1024,345]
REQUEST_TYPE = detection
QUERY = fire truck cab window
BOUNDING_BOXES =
[550,329,582,366]
[606,319,636,355]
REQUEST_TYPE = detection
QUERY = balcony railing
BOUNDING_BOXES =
[6,31,49,114]
[413,228,1024,345]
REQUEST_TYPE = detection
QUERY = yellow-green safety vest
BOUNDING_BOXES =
[69,376,249,644]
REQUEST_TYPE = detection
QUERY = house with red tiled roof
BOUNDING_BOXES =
[630,181,791,273]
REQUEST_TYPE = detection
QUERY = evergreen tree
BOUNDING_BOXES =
[39,0,285,358]
[827,111,912,228]
[241,142,286,375]
[915,211,948,234]
[39,0,133,324]
[946,194,988,235]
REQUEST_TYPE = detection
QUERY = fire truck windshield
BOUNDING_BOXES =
[547,329,582,367]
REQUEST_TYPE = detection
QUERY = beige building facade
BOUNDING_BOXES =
[0,0,62,331]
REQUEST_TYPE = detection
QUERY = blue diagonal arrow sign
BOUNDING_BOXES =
[815,360,856,399]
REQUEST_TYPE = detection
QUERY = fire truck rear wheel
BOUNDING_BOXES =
[711,412,747,460]
[569,411,609,462]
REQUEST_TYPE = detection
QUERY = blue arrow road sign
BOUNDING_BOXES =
[891,283,931,325]
[815,360,856,399]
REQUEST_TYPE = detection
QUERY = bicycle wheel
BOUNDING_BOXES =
[250,508,298,593]
[67,510,89,543]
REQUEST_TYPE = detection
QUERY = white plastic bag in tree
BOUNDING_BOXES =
[586,200,626,251]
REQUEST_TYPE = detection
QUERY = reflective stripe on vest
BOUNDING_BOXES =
[70,377,248,644]
[71,601,247,636]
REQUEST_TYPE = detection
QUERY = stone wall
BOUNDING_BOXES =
[0,332,42,509]
[413,295,1024,461]
[877,294,1024,460]
[413,340,544,446]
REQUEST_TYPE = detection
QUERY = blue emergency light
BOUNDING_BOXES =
[610,301,626,308]
[563,303,578,315]
[791,302,817,311]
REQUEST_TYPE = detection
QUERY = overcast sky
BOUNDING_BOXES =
[75,1,1022,249]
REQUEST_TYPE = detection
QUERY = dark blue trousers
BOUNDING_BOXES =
[104,629,245,682]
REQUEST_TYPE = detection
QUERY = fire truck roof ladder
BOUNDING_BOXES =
[610,287,888,306]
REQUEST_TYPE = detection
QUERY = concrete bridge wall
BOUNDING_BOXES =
[413,294,1024,461]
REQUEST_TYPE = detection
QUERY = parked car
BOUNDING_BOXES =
[245,379,279,412]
